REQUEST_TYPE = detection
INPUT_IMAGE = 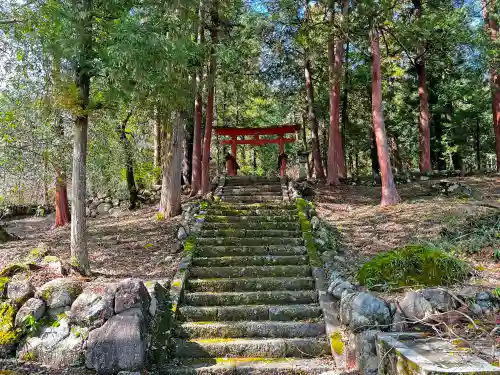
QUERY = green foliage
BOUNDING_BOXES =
[357,245,470,290]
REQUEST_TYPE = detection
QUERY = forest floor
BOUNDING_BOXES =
[0,200,189,287]
[315,174,500,294]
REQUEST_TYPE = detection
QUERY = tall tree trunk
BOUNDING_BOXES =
[201,2,218,195]
[159,111,184,217]
[304,57,325,179]
[327,0,348,184]
[371,29,401,206]
[413,0,432,173]
[341,42,350,175]
[182,101,194,186]
[55,169,70,226]
[153,109,162,184]
[482,0,500,170]
[70,0,92,276]
[53,116,70,227]
[476,117,481,169]
[119,112,138,209]
[191,3,205,194]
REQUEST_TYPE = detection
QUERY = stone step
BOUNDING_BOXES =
[196,237,304,247]
[173,337,330,358]
[221,196,283,203]
[209,202,296,210]
[203,215,298,223]
[189,265,311,279]
[225,177,281,185]
[203,209,296,217]
[199,229,301,238]
[176,321,325,339]
[187,276,314,292]
[183,290,317,306]
[222,190,283,197]
[178,304,322,322]
[192,255,308,268]
[195,245,307,258]
[202,221,300,230]
[164,357,334,375]
[224,185,283,193]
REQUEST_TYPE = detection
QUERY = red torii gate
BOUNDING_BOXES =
[215,124,299,177]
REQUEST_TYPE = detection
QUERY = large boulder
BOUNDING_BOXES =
[70,283,118,329]
[15,298,45,327]
[328,278,355,300]
[340,292,392,330]
[421,288,458,312]
[114,279,150,315]
[97,203,112,215]
[85,308,146,374]
[7,279,34,305]
[17,317,86,367]
[399,291,433,322]
[37,278,83,309]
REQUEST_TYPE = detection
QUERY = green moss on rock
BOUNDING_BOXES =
[357,244,470,290]
[0,302,20,346]
[0,278,8,296]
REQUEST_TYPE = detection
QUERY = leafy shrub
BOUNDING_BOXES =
[357,244,470,290]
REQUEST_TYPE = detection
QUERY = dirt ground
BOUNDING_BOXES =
[314,175,500,291]
[0,201,188,286]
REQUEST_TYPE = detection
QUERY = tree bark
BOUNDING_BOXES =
[413,0,432,173]
[159,111,184,217]
[182,98,194,186]
[371,29,401,206]
[341,42,349,175]
[191,3,204,194]
[55,169,70,226]
[153,108,162,184]
[201,2,218,195]
[482,0,500,170]
[476,117,481,169]
[119,112,138,209]
[70,0,92,276]
[327,0,348,184]
[304,56,325,179]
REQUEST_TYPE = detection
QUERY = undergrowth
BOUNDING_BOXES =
[357,244,470,290]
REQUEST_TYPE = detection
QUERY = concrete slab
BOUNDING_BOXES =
[376,332,500,374]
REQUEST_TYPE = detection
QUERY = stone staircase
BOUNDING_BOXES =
[167,176,333,374]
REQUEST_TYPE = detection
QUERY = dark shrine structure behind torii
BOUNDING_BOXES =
[215,124,299,177]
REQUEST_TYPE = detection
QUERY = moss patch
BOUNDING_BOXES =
[357,244,470,290]
[0,302,20,346]
[0,278,8,296]
[296,199,321,267]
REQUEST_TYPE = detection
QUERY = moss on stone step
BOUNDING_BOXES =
[195,245,307,258]
[191,255,308,268]
[187,276,314,292]
[183,290,318,306]
[196,237,304,247]
[189,265,311,279]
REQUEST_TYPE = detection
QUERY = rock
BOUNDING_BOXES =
[37,278,83,309]
[104,197,112,204]
[108,208,121,218]
[97,192,107,200]
[42,256,66,276]
[46,306,70,319]
[177,226,188,241]
[391,309,407,332]
[85,308,146,374]
[144,280,170,316]
[328,279,355,300]
[399,291,433,322]
[310,216,320,231]
[7,279,34,305]
[340,292,392,330]
[421,288,458,312]
[15,298,45,327]
[420,175,430,181]
[355,329,380,375]
[169,242,182,255]
[17,317,86,367]
[114,279,151,315]
[117,372,141,375]
[70,283,117,329]
[475,291,496,314]
[469,303,483,316]
[86,207,91,217]
[91,210,97,218]
[329,270,342,282]
[97,203,112,215]
[112,199,120,207]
